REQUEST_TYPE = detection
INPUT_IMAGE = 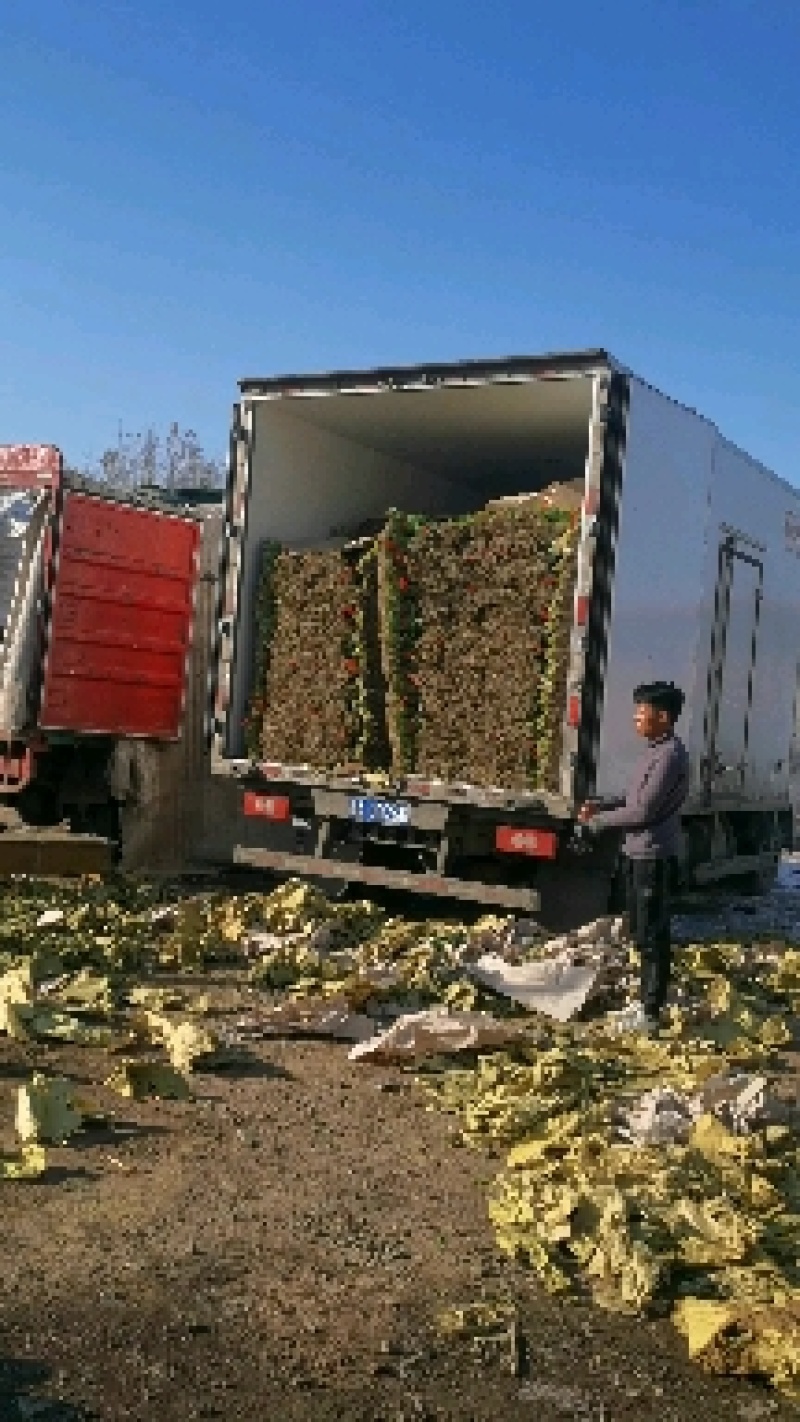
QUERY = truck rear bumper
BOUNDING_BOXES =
[692,851,779,885]
[0,830,113,875]
[233,845,540,911]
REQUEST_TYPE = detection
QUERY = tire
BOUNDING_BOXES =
[16,784,58,828]
[69,801,122,862]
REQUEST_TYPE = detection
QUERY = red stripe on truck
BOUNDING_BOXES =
[495,826,558,858]
[243,792,291,821]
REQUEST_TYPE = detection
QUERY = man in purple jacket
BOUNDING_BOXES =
[579,681,690,1036]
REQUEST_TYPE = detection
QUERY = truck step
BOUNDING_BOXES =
[0,830,114,876]
[233,845,540,911]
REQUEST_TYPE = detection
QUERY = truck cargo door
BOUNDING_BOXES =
[703,535,762,793]
[39,491,200,739]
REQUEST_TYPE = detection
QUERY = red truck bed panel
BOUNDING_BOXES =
[39,491,200,738]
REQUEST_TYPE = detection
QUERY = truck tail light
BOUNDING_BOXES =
[568,695,581,728]
[495,826,558,859]
[243,792,291,821]
[0,743,35,793]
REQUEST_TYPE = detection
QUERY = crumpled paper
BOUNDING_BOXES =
[236,995,377,1043]
[349,1008,532,1063]
[467,916,628,1022]
[468,953,601,1022]
[617,1073,780,1146]
[36,908,65,929]
[617,1086,700,1146]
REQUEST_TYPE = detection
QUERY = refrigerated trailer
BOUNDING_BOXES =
[210,350,800,925]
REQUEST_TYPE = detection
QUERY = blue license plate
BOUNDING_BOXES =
[349,796,411,827]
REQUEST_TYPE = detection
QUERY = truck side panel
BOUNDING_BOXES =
[39,491,200,739]
[593,379,717,800]
[595,379,800,810]
[702,436,800,803]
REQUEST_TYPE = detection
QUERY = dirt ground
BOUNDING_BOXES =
[0,964,795,1422]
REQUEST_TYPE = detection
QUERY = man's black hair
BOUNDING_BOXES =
[633,680,685,722]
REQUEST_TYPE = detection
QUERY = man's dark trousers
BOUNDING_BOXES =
[625,857,675,1017]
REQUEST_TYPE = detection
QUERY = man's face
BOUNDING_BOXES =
[634,701,672,740]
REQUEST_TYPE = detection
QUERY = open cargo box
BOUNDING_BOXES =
[215,353,619,808]
[213,351,800,916]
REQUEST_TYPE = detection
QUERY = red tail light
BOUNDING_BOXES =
[243,792,291,821]
[575,595,590,627]
[495,826,558,859]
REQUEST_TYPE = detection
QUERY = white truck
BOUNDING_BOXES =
[209,350,800,926]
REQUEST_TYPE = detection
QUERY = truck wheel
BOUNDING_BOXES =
[16,784,58,828]
[68,802,122,860]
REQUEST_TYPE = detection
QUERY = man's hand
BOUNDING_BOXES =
[577,802,597,824]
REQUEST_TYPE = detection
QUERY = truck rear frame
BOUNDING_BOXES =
[0,444,202,847]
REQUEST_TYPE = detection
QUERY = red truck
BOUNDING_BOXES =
[0,444,201,849]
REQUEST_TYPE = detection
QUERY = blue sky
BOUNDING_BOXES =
[1,1,798,478]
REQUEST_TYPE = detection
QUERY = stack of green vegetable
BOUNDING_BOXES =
[376,509,435,776]
[350,539,392,771]
[398,500,580,789]
[244,491,580,790]
[246,542,387,770]
[250,547,354,767]
[533,515,581,789]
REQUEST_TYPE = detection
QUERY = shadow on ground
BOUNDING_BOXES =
[0,1355,97,1420]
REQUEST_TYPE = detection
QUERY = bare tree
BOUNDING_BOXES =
[69,423,226,492]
